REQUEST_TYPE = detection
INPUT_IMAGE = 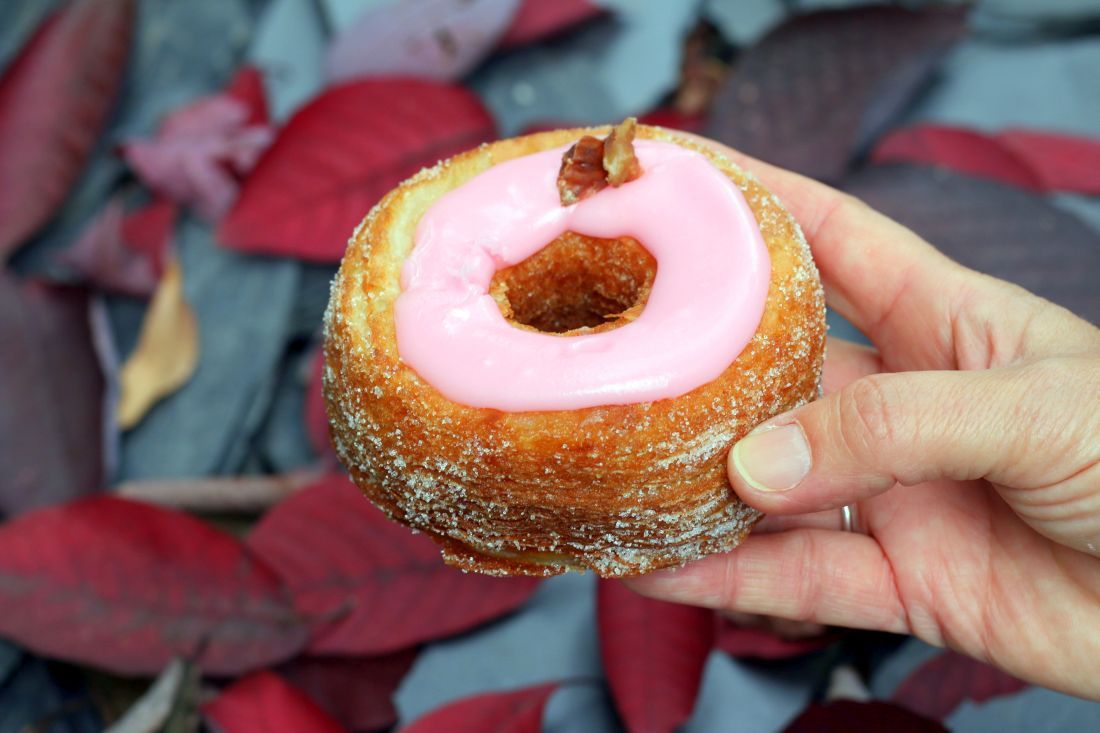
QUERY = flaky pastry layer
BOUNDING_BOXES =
[323,126,826,577]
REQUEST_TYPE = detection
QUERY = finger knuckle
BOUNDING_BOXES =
[786,531,823,622]
[1014,355,1100,474]
[1013,357,1085,425]
[717,553,743,610]
[1033,354,1099,391]
[839,374,899,459]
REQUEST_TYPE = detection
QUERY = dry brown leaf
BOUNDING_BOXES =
[117,256,198,429]
[116,470,322,513]
[672,20,734,117]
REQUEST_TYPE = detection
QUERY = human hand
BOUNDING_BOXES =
[626,138,1100,699]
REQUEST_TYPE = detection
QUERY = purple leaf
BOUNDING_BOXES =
[58,195,174,298]
[842,164,1100,324]
[705,6,965,181]
[278,651,418,731]
[0,275,104,516]
[498,0,606,48]
[892,650,1028,721]
[121,67,275,222]
[326,0,521,83]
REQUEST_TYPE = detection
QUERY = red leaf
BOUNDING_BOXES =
[891,650,1028,721]
[999,129,1100,194]
[597,581,714,733]
[120,196,176,274]
[0,275,104,516]
[498,0,605,48]
[0,0,135,261]
[60,196,174,298]
[715,618,835,660]
[873,125,1044,190]
[0,496,309,675]
[218,79,497,262]
[874,124,1100,195]
[304,348,336,465]
[203,671,347,733]
[784,701,947,732]
[247,473,540,655]
[224,66,270,128]
[402,683,558,733]
[279,651,418,731]
[637,107,708,134]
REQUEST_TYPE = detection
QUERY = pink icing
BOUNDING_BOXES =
[394,140,770,411]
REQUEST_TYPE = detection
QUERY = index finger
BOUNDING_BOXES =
[683,133,966,370]
[686,134,1100,367]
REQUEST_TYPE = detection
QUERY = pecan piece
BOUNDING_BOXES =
[557,118,643,206]
[603,117,643,186]
[557,135,607,206]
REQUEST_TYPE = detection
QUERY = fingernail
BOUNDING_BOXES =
[730,423,811,493]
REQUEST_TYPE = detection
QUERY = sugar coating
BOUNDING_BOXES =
[322,127,826,578]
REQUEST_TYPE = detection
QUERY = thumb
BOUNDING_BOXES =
[727,356,1100,519]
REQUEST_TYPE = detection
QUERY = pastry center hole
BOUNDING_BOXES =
[489,232,657,335]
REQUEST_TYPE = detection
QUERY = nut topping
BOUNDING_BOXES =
[557,118,643,206]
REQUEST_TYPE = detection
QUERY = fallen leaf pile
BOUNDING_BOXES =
[0,0,1097,730]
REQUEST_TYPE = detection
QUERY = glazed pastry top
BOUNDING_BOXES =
[394,140,771,411]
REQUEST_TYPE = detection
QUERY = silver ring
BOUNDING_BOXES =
[840,504,855,533]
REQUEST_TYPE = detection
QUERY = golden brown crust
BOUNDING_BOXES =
[489,232,656,335]
[323,126,826,578]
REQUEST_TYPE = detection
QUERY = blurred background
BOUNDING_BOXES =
[1,0,1099,731]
